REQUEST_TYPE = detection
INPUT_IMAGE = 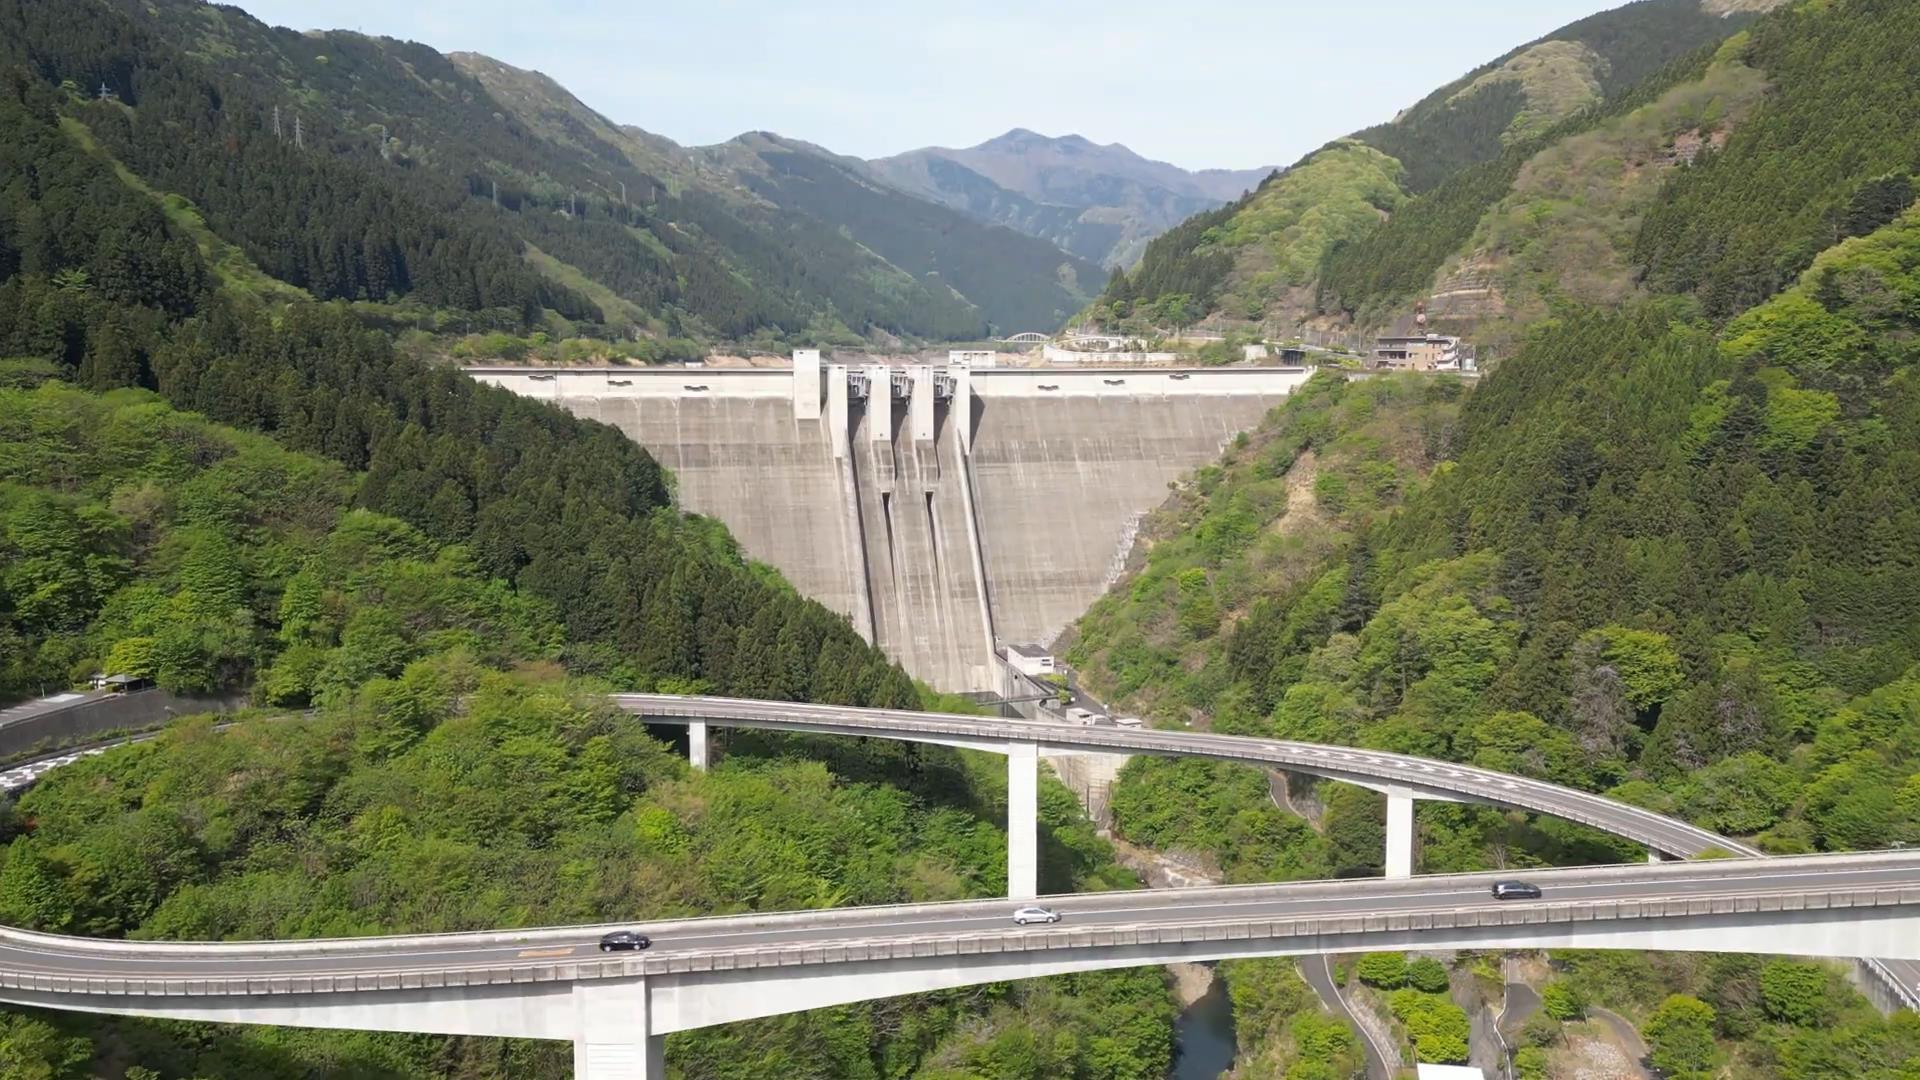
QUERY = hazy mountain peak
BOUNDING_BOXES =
[867,129,1273,267]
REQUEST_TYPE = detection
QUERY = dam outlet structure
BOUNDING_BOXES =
[470,355,1313,691]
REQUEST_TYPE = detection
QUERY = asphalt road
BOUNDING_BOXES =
[3,695,1911,1014]
[4,854,1917,983]
[618,695,1750,859]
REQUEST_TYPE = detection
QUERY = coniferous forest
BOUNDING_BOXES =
[0,6,1188,1072]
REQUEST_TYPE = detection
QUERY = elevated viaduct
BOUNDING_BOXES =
[6,695,1920,1079]
[468,358,1313,691]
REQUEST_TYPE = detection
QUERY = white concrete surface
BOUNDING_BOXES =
[1387,788,1415,880]
[688,721,708,771]
[1008,741,1039,899]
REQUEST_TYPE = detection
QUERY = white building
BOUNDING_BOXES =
[1007,643,1055,677]
[948,349,998,368]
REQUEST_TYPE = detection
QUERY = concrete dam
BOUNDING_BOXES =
[470,356,1312,692]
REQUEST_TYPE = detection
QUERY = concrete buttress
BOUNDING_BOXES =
[572,978,662,1079]
[1008,740,1039,899]
[688,721,708,771]
[1385,788,1415,880]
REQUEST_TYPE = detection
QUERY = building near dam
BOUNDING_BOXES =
[470,354,1312,692]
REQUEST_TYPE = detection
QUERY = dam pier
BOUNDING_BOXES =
[471,355,1311,691]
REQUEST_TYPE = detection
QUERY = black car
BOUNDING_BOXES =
[1491,880,1543,900]
[598,930,652,952]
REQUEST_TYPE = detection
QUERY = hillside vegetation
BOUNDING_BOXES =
[1321,0,1920,337]
[0,381,1170,1078]
[0,0,1095,344]
[1079,194,1920,1080]
[1100,0,1769,330]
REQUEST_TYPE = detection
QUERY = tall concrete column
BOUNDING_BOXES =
[1008,740,1039,899]
[866,364,893,444]
[1385,787,1415,880]
[572,978,661,1079]
[909,364,935,443]
[793,349,822,420]
[688,721,709,772]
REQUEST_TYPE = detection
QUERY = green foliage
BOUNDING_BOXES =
[1071,373,1461,723]
[1107,757,1330,883]
[1759,960,1834,1027]
[1581,626,1684,710]
[1540,980,1586,1021]
[1635,0,1920,316]
[1120,0,1760,327]
[1104,142,1404,322]
[0,656,1161,1076]
[1513,1045,1550,1080]
[1356,953,1408,990]
[1404,956,1450,994]
[0,385,568,700]
[1386,988,1470,1064]
[1319,28,1736,327]
[0,1012,90,1080]
[1645,994,1721,1075]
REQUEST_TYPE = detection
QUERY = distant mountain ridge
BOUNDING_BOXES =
[1101,0,1791,333]
[0,0,1099,342]
[867,130,1274,268]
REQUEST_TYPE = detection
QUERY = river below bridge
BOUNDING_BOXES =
[1169,972,1237,1078]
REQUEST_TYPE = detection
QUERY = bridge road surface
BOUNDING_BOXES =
[617,695,1748,858]
[5,694,1917,1010]
[4,855,1920,982]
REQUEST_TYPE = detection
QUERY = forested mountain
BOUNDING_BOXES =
[1068,0,1920,1071]
[709,133,1103,334]
[0,0,1094,343]
[1318,0,1920,339]
[0,383,1167,1076]
[868,128,1273,268]
[0,8,1179,1067]
[1097,0,1784,332]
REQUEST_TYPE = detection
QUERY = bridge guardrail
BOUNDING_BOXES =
[7,877,1919,1000]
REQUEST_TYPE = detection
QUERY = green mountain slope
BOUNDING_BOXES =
[1080,196,1920,1080]
[867,128,1273,269]
[1068,1,1920,1057]
[0,0,1095,342]
[0,382,1162,1077]
[711,132,1101,334]
[1319,0,1920,338]
[1097,0,1778,331]
[0,30,1170,1074]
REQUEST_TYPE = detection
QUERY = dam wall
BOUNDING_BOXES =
[468,361,1312,691]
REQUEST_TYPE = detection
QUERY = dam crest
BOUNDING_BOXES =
[471,354,1312,691]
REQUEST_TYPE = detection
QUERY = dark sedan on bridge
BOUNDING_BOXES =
[598,930,653,951]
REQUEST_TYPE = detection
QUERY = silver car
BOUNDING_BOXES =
[1012,905,1061,925]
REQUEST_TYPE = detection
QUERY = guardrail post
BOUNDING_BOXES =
[689,721,709,772]
[1385,787,1415,879]
[573,977,660,1078]
[1009,740,1039,899]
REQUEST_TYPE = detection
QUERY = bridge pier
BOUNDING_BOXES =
[1009,740,1039,899]
[688,721,709,772]
[573,979,663,1079]
[1385,787,1415,880]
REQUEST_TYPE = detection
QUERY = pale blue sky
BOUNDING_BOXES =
[234,0,1614,171]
